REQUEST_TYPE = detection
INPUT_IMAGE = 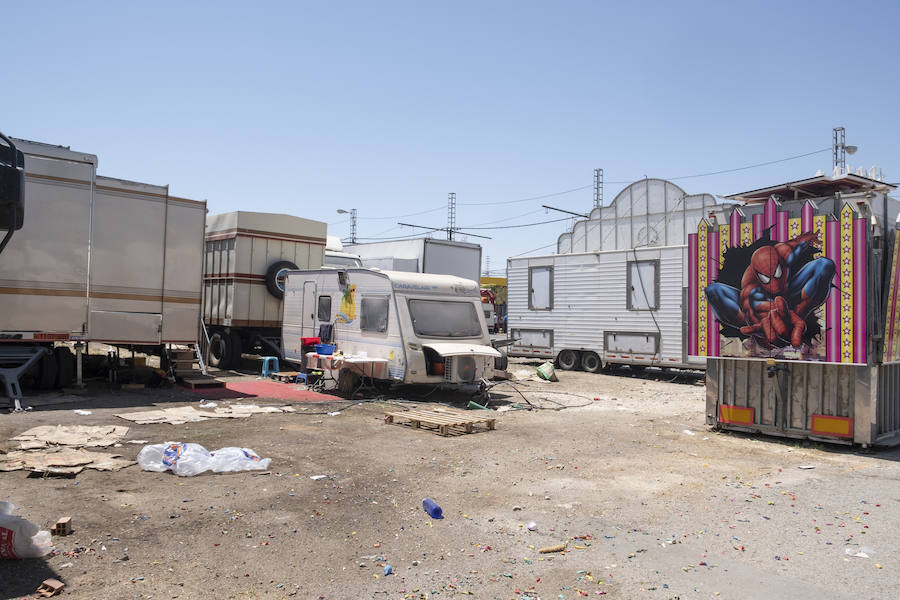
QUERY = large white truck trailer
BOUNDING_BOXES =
[0,136,206,409]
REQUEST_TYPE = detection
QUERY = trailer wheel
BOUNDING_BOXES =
[265,260,298,299]
[556,349,580,371]
[581,351,602,373]
[38,350,58,390]
[55,347,75,388]
[208,332,231,369]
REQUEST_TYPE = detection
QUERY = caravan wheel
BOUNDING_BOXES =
[556,349,580,371]
[208,332,231,369]
[581,351,602,373]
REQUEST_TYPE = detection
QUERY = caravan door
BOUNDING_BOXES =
[301,281,317,338]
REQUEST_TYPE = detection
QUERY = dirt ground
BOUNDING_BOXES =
[1,359,898,600]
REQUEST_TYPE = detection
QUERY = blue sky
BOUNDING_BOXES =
[6,1,898,273]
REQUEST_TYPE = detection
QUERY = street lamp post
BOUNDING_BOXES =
[336,208,357,244]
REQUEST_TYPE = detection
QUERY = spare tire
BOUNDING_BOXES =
[265,260,298,299]
[208,331,231,369]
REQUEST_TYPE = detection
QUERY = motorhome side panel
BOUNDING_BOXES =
[0,152,94,336]
[161,197,206,342]
[283,270,405,376]
[87,178,166,343]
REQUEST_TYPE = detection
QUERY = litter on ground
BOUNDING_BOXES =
[11,424,129,449]
[115,404,295,425]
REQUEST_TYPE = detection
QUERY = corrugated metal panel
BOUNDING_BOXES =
[508,247,691,366]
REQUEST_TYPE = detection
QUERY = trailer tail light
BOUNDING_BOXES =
[810,414,853,439]
[718,404,754,426]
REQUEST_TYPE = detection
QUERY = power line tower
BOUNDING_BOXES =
[484,255,491,277]
[593,168,603,209]
[833,127,846,173]
[447,192,456,240]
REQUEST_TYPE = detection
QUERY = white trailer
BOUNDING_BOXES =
[507,178,728,372]
[345,238,482,283]
[0,138,206,407]
[203,211,326,368]
[282,269,499,391]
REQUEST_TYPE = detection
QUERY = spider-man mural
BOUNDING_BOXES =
[705,230,835,349]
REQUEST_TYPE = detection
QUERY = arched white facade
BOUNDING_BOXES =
[557,178,720,254]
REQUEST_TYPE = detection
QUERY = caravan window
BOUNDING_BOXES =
[408,300,483,338]
[627,260,659,310]
[317,295,332,321]
[529,266,553,310]
[361,296,389,332]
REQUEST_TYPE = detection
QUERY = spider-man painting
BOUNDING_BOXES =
[705,229,835,350]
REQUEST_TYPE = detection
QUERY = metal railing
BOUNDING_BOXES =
[197,317,211,375]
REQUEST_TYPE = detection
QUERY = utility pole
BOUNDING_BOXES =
[593,168,603,209]
[447,192,456,241]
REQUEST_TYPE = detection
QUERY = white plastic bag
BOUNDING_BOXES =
[137,443,271,476]
[0,502,53,559]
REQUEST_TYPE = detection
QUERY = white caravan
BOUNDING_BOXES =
[345,238,482,283]
[282,269,499,389]
[507,178,729,372]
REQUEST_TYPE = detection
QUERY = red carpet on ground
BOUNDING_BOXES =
[183,379,337,402]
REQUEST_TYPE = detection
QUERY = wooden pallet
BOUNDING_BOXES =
[181,375,225,389]
[271,371,300,383]
[384,408,496,437]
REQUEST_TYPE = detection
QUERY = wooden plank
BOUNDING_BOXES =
[181,376,225,389]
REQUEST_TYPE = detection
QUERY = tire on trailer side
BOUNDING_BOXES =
[55,347,75,388]
[556,349,580,371]
[265,260,298,300]
[208,331,231,369]
[38,349,58,390]
[581,351,602,373]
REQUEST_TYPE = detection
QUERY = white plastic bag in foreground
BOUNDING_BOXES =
[0,501,53,559]
[137,443,271,476]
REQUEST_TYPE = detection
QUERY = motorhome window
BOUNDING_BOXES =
[408,300,482,338]
[528,266,553,310]
[317,295,332,321]
[360,296,389,332]
[627,260,659,310]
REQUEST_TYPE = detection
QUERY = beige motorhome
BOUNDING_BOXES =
[203,211,326,368]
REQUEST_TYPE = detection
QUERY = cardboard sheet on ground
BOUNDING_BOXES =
[0,448,135,474]
[11,425,130,450]
[115,404,296,425]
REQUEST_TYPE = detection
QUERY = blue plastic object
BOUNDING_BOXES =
[294,372,308,384]
[314,343,336,355]
[261,356,279,378]
[384,565,392,576]
[422,498,443,519]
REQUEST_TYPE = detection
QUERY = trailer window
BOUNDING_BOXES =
[408,300,483,338]
[529,266,553,310]
[317,295,332,321]
[627,260,659,310]
[360,296,389,333]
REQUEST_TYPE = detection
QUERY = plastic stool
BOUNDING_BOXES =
[261,357,279,378]
[294,373,308,384]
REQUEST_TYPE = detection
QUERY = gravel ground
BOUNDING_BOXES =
[1,359,898,600]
